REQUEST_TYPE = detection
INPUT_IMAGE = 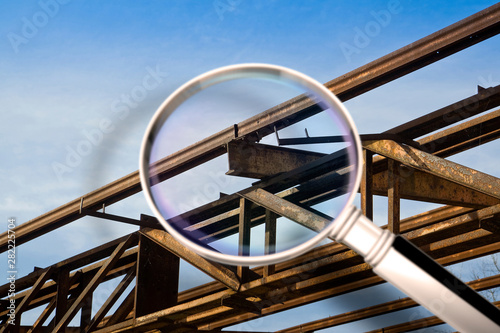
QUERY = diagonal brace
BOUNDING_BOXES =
[241,188,331,234]
[51,234,137,332]
[0,266,55,333]
[140,227,241,291]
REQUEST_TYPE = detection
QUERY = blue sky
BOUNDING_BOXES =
[1,0,500,331]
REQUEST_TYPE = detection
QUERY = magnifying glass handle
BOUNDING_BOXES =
[336,207,500,332]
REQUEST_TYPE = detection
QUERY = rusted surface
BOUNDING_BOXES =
[385,85,500,140]
[241,188,330,232]
[387,159,401,234]
[139,227,241,291]
[364,139,500,199]
[361,149,374,219]
[226,141,324,179]
[364,301,500,333]
[277,273,500,333]
[371,168,500,208]
[418,108,500,157]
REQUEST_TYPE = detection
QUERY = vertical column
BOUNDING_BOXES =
[238,198,252,282]
[264,210,277,277]
[388,159,401,234]
[80,274,93,331]
[135,226,180,318]
[361,149,373,220]
[54,268,70,331]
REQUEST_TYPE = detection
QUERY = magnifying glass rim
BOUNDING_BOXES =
[139,63,363,266]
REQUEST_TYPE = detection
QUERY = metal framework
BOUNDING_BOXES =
[2,3,500,332]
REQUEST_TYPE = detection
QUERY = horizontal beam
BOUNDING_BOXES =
[226,141,323,179]
[277,273,500,333]
[385,85,500,139]
[364,140,500,200]
[406,204,500,246]
[418,108,500,157]
[372,168,500,208]
[84,210,161,229]
[364,301,500,333]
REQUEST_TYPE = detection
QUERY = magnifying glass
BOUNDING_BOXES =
[139,64,500,332]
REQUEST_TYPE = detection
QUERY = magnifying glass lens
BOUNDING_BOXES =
[142,65,360,264]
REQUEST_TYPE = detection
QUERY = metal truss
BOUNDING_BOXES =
[1,3,500,332]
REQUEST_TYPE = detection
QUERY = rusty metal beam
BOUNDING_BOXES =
[135,232,179,318]
[324,4,500,101]
[481,215,500,234]
[28,297,56,333]
[227,141,324,179]
[79,274,93,330]
[52,234,137,332]
[418,108,500,158]
[264,210,277,277]
[406,204,500,246]
[237,198,252,282]
[0,267,54,333]
[277,273,500,333]
[387,159,400,234]
[0,233,137,297]
[85,267,135,332]
[372,168,500,208]
[385,85,500,140]
[139,226,241,291]
[221,295,261,315]
[365,301,500,333]
[104,289,135,328]
[241,188,330,233]
[83,210,161,229]
[361,149,374,219]
[4,3,500,253]
[371,103,500,176]
[364,139,500,200]
[0,251,138,319]
[54,268,70,329]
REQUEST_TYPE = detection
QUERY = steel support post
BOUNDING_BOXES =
[264,210,277,277]
[238,198,252,282]
[388,159,401,234]
[361,149,374,220]
[135,232,180,318]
